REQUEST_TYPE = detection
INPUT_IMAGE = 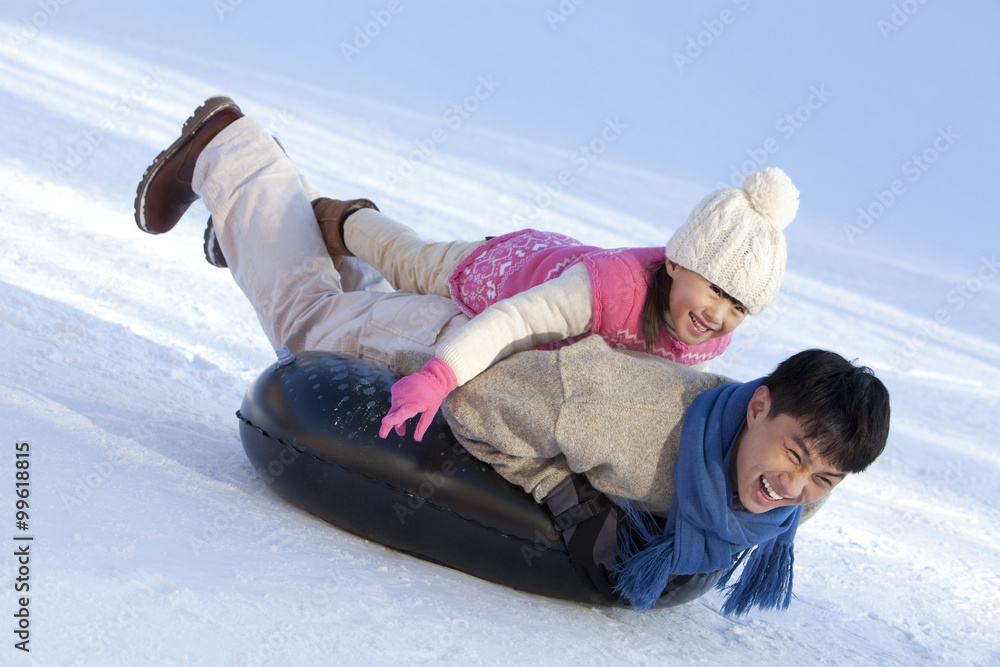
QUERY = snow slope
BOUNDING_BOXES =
[1,2,998,665]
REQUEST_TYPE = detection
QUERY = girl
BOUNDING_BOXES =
[315,167,799,440]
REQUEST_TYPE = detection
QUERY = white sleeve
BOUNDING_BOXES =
[436,263,594,386]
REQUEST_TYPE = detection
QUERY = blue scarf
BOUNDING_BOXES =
[613,379,803,616]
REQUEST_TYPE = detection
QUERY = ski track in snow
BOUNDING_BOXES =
[1,15,998,667]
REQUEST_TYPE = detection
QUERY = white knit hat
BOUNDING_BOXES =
[663,167,799,315]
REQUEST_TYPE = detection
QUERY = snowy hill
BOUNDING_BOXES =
[1,2,998,665]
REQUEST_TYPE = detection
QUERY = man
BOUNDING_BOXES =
[441,335,890,613]
[134,97,890,615]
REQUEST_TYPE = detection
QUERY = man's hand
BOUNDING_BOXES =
[379,357,458,441]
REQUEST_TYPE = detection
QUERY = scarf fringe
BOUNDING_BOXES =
[610,380,801,616]
[612,501,675,612]
[717,541,795,616]
[613,502,797,616]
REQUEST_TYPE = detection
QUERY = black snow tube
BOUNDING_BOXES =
[237,350,721,606]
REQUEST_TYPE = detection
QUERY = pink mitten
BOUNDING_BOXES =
[379,357,458,441]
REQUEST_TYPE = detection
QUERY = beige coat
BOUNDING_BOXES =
[443,335,826,521]
[442,335,730,512]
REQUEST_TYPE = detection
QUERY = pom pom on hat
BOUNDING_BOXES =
[663,167,799,315]
[742,167,799,230]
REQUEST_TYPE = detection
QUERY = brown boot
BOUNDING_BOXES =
[314,197,379,258]
[134,96,243,235]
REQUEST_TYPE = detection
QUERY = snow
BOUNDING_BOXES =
[1,1,998,664]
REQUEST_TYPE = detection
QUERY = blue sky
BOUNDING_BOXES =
[6,0,998,271]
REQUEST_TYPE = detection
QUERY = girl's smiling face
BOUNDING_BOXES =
[731,385,847,514]
[665,262,748,344]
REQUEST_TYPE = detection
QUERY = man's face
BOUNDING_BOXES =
[731,386,847,514]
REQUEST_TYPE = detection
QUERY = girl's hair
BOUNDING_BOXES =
[640,260,672,350]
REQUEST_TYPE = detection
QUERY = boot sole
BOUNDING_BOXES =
[133,96,241,234]
[203,216,227,268]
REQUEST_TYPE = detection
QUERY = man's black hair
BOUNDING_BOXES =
[763,349,890,473]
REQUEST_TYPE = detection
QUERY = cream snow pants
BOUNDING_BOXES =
[191,116,469,371]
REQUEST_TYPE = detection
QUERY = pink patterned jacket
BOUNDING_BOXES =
[447,229,731,366]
